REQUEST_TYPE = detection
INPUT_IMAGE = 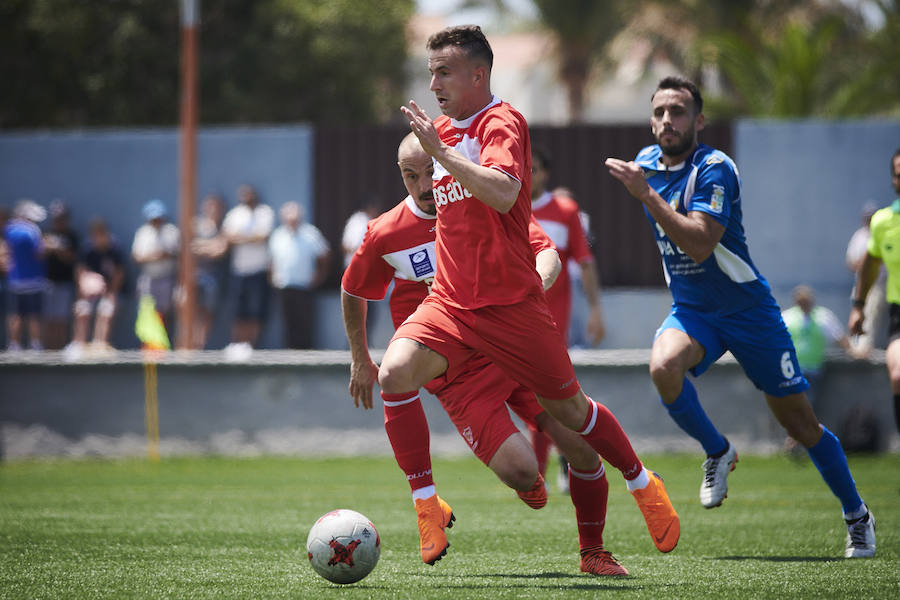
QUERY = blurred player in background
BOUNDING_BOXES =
[530,145,606,492]
[850,147,900,442]
[381,25,679,569]
[606,76,875,558]
[782,284,863,453]
[342,132,675,575]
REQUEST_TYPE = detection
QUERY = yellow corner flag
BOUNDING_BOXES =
[135,294,171,350]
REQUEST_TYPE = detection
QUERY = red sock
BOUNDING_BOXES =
[531,428,553,478]
[382,391,434,492]
[569,463,609,550]
[578,398,643,480]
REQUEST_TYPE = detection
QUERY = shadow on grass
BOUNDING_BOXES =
[717,555,838,563]
[408,571,663,591]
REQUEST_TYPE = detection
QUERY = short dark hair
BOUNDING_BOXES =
[653,76,704,114]
[427,25,493,70]
[532,145,552,172]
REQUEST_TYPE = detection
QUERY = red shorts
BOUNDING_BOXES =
[428,357,546,465]
[393,293,580,400]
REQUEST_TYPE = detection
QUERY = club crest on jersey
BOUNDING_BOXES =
[409,249,435,278]
[709,185,725,213]
[706,155,724,165]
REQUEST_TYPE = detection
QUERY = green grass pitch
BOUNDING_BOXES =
[1,453,897,599]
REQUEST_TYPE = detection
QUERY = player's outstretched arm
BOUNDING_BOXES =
[341,290,379,410]
[401,101,520,213]
[605,157,724,263]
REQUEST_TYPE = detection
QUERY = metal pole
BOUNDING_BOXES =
[177,0,199,349]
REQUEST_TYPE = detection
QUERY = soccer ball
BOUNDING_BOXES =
[306,509,380,584]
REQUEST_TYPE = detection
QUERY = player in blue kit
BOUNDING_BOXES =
[605,76,875,558]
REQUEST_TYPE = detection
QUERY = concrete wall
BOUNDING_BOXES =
[0,351,894,458]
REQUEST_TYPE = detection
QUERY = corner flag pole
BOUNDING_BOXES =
[176,0,199,349]
[144,361,161,461]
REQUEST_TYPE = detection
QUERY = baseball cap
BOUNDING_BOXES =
[142,198,168,221]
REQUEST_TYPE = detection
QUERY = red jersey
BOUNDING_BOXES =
[430,96,538,310]
[341,195,553,330]
[531,191,594,339]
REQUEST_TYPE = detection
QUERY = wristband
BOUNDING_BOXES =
[852,299,865,309]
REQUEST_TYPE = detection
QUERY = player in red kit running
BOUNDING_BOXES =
[378,24,680,567]
[343,133,640,575]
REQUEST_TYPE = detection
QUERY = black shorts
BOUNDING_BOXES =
[889,303,900,342]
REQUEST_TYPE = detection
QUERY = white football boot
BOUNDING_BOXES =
[699,442,738,508]
[845,510,876,558]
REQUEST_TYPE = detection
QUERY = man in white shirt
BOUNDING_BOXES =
[221,184,275,352]
[269,201,331,348]
[132,199,179,332]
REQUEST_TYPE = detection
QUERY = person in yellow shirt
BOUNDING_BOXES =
[849,148,900,437]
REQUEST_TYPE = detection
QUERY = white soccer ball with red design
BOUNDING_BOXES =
[306,509,380,584]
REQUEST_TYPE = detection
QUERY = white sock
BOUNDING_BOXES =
[412,485,436,503]
[625,467,651,492]
[844,503,868,522]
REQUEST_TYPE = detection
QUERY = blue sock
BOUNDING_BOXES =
[662,378,727,456]
[807,427,864,515]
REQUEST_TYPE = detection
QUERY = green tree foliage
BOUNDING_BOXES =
[0,0,413,128]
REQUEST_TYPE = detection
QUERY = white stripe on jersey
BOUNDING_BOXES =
[536,219,569,251]
[683,164,699,209]
[382,241,437,282]
[713,244,758,283]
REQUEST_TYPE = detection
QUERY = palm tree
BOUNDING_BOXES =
[531,0,625,122]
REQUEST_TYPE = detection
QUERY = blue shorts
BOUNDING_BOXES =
[234,271,270,321]
[655,302,809,397]
[11,291,43,317]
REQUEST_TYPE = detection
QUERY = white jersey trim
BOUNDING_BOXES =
[404,195,436,220]
[712,244,758,283]
[531,191,553,211]
[340,285,385,302]
[449,95,501,129]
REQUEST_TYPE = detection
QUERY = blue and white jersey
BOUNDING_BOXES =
[634,143,773,315]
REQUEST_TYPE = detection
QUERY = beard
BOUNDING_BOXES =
[419,193,437,215]
[657,128,695,158]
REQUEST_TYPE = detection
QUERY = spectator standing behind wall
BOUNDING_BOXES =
[845,202,887,353]
[0,206,10,348]
[66,219,125,358]
[132,199,179,335]
[190,193,228,349]
[4,199,48,352]
[42,200,79,350]
[341,202,379,268]
[269,201,331,349]
[221,184,274,356]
